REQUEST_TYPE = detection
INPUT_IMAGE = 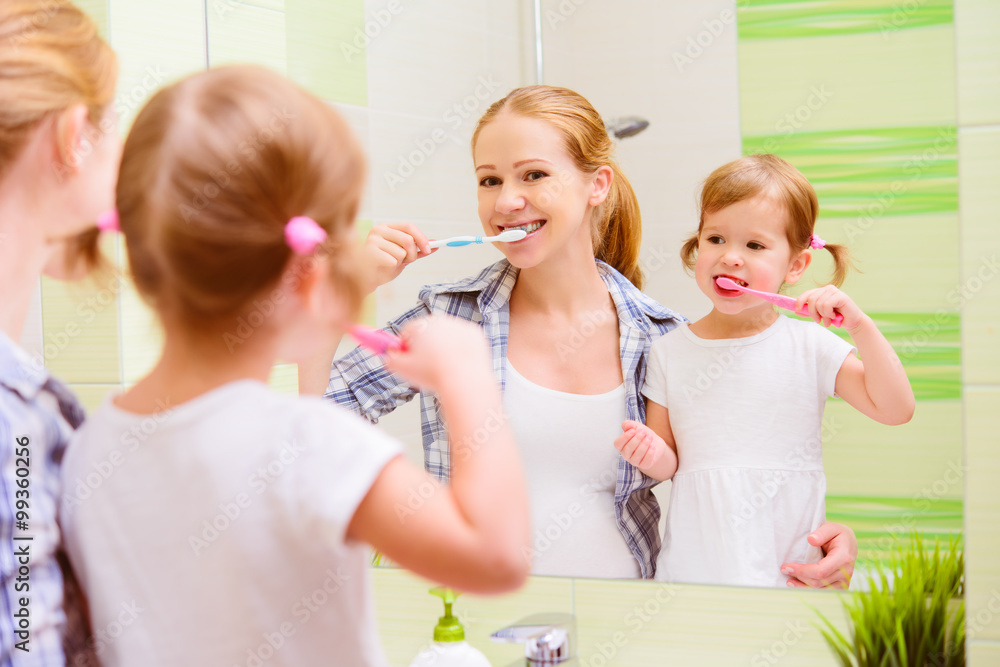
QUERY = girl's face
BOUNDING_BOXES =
[473,113,609,270]
[694,194,810,317]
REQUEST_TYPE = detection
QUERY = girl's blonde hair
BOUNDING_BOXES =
[681,154,852,286]
[117,65,367,335]
[0,0,118,270]
[471,85,645,289]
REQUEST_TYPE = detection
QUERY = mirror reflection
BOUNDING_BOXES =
[90,0,963,586]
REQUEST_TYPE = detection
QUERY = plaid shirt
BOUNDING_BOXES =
[327,259,684,578]
[0,332,93,667]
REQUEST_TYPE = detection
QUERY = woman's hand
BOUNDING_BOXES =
[364,222,436,289]
[781,521,857,589]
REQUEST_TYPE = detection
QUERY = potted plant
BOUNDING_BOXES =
[814,532,964,666]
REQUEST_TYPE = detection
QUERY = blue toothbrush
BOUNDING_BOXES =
[427,229,527,249]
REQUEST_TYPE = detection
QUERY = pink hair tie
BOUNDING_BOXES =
[285,216,327,255]
[810,234,826,250]
[96,209,120,232]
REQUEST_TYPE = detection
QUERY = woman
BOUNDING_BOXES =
[304,85,856,585]
[0,0,120,661]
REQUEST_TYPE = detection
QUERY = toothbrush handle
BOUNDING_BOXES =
[428,236,483,249]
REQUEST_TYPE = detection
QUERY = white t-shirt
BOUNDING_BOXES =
[642,316,854,587]
[503,361,640,579]
[60,380,400,666]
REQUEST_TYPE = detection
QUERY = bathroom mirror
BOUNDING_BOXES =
[82,0,960,585]
[204,0,962,581]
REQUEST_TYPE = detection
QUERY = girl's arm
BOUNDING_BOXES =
[614,399,678,482]
[299,222,435,397]
[797,286,915,425]
[346,316,530,594]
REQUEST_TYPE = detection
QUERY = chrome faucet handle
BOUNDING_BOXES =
[491,612,576,664]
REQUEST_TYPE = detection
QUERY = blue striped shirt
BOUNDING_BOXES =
[326,259,684,578]
[0,332,92,667]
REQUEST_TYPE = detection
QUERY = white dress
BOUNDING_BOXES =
[643,316,854,587]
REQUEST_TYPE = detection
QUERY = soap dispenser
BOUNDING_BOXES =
[409,587,491,667]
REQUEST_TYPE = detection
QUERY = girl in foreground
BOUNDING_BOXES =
[61,65,529,666]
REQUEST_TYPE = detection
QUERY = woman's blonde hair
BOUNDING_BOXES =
[681,154,852,286]
[0,0,118,270]
[471,85,645,289]
[117,65,367,336]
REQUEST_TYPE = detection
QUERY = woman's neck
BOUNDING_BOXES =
[0,191,52,341]
[510,254,609,317]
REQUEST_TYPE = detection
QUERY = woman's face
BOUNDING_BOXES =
[473,113,607,270]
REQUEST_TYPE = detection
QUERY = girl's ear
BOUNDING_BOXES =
[784,248,812,285]
[588,165,614,207]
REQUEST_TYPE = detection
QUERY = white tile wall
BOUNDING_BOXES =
[540,0,743,321]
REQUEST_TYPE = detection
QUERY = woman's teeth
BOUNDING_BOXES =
[504,221,544,234]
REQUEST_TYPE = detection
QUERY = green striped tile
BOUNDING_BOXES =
[743,126,958,218]
[738,0,953,40]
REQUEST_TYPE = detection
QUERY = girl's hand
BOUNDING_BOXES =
[364,222,436,289]
[614,420,669,472]
[795,285,866,330]
[384,315,493,396]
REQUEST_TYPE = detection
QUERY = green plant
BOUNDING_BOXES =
[814,532,964,666]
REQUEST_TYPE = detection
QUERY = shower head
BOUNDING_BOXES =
[605,116,650,139]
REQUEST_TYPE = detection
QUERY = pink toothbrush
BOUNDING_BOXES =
[715,277,844,327]
[349,324,407,354]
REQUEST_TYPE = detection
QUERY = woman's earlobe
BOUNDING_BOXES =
[54,104,90,176]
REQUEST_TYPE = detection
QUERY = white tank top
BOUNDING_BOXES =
[503,360,640,579]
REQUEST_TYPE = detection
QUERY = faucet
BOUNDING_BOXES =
[491,612,577,665]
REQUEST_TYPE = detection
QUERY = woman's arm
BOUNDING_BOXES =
[346,316,530,593]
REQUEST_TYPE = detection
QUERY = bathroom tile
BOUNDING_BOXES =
[371,568,572,667]
[738,26,956,135]
[286,0,366,105]
[958,128,1000,385]
[823,399,962,499]
[207,0,287,72]
[573,579,846,665]
[75,0,108,36]
[267,363,298,395]
[779,213,960,313]
[332,105,374,223]
[965,389,1000,641]
[109,0,208,130]
[39,271,121,384]
[119,276,163,386]
[66,384,120,413]
[968,642,1000,666]
[956,0,1000,127]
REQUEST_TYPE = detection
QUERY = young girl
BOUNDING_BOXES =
[614,154,915,588]
[60,65,529,666]
[0,1,119,663]
[304,86,860,586]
